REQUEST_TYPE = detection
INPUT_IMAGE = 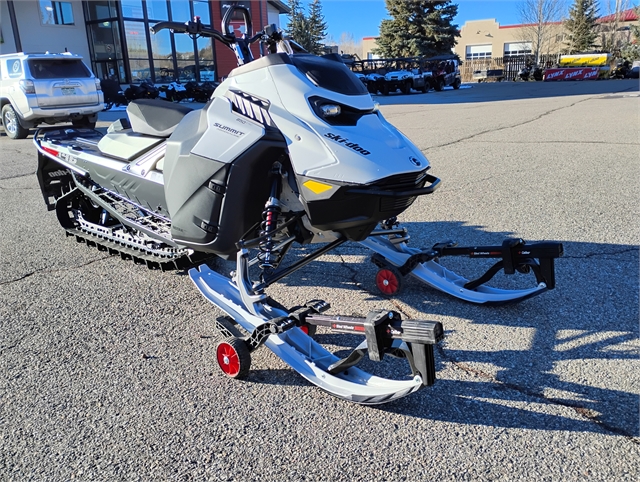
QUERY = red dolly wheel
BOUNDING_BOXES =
[215,337,251,379]
[375,266,403,296]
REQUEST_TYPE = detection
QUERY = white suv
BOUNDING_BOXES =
[0,52,104,139]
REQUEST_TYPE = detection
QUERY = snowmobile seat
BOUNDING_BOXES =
[127,99,194,138]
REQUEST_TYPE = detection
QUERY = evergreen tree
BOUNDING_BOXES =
[285,0,326,54]
[564,0,599,54]
[375,0,460,58]
[307,0,328,55]
[285,0,311,50]
[619,6,640,61]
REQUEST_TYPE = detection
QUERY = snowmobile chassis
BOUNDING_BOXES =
[34,127,563,404]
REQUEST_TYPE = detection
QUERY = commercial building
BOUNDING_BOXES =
[360,9,638,64]
[1,0,288,83]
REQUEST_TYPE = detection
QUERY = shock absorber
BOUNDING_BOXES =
[258,164,283,271]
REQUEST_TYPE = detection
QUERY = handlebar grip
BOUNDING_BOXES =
[150,21,188,34]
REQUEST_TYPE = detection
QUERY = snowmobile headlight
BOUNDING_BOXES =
[320,104,341,117]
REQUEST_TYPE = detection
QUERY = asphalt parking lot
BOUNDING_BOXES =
[1,79,638,481]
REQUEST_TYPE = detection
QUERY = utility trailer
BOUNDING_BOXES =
[473,69,505,82]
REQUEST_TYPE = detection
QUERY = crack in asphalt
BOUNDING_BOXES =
[439,350,640,444]
[382,297,640,444]
[420,87,639,152]
[425,97,593,151]
[0,185,39,191]
[0,173,35,182]
[460,139,640,146]
[333,247,639,444]
[0,256,111,287]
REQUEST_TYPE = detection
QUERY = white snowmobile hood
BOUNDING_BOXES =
[217,55,429,186]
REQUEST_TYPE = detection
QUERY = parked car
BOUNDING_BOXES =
[0,52,104,139]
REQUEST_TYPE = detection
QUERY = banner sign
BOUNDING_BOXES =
[544,67,600,81]
[559,54,609,67]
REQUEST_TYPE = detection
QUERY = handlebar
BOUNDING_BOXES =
[150,6,296,66]
[150,19,235,46]
[221,5,252,38]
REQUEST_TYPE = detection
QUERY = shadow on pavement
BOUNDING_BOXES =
[243,220,638,437]
[372,79,639,106]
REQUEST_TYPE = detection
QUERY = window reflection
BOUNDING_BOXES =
[151,29,172,58]
[39,1,75,25]
[86,0,117,21]
[89,21,122,61]
[174,33,196,61]
[170,1,191,22]
[124,21,147,58]
[146,0,168,21]
[196,36,213,60]
[85,0,218,83]
[121,0,143,18]
[130,59,152,82]
[151,29,173,82]
[193,1,210,24]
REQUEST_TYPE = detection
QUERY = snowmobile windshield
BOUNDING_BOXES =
[290,55,368,96]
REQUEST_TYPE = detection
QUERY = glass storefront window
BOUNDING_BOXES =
[129,59,152,82]
[199,62,216,82]
[86,0,117,21]
[88,22,122,61]
[193,1,210,24]
[177,60,197,82]
[93,61,126,83]
[85,1,218,84]
[39,1,75,25]
[174,33,196,61]
[151,28,172,58]
[170,1,191,22]
[146,0,168,21]
[124,21,147,59]
[196,37,213,61]
[154,59,175,83]
[151,28,173,80]
[121,0,144,18]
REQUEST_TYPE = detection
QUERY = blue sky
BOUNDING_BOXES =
[295,1,526,41]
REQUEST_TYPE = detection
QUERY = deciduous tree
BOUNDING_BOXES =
[518,0,566,64]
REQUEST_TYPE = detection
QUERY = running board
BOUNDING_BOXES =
[361,235,563,305]
[189,264,442,405]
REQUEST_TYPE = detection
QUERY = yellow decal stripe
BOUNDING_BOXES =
[303,180,332,194]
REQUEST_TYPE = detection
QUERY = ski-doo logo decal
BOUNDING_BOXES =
[213,122,245,137]
[48,169,71,178]
[324,133,371,156]
[409,157,421,167]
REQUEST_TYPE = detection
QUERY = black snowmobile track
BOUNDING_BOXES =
[53,178,215,272]
[65,227,214,271]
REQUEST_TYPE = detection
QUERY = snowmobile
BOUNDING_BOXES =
[33,8,562,404]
